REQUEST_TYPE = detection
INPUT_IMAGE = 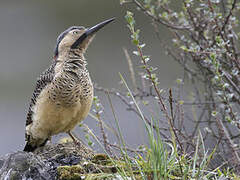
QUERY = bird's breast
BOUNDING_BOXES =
[30,82,93,139]
[49,69,93,107]
[29,69,94,139]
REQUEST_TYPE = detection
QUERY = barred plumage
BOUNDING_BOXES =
[23,18,115,152]
[26,62,56,127]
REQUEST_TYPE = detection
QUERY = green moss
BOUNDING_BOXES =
[57,165,84,180]
[84,173,115,180]
[91,153,111,166]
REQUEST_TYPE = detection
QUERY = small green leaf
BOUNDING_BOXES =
[132,39,139,45]
[180,45,188,51]
[211,111,218,117]
[178,100,184,105]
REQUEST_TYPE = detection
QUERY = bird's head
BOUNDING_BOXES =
[54,18,115,59]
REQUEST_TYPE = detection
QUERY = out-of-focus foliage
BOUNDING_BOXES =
[115,0,240,176]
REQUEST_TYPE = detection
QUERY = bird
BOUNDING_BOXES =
[23,18,115,152]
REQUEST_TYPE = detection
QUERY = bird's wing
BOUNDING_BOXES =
[26,62,56,128]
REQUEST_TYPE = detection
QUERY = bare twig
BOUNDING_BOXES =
[215,116,240,172]
[132,0,190,30]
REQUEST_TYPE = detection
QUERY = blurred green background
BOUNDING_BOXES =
[0,0,182,155]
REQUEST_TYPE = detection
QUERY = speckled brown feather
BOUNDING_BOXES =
[24,51,93,152]
[23,18,114,152]
[25,61,57,128]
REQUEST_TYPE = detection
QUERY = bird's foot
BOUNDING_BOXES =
[67,132,83,147]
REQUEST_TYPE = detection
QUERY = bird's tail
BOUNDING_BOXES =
[23,139,48,152]
[23,142,38,152]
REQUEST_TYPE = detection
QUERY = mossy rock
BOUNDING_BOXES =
[0,142,94,179]
[91,153,111,165]
[58,165,84,180]
[57,153,119,179]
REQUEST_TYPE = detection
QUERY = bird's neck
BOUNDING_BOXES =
[68,49,87,68]
[56,49,87,69]
[68,49,84,60]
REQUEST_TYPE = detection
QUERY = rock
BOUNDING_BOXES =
[0,142,94,180]
[0,151,51,180]
[0,142,125,180]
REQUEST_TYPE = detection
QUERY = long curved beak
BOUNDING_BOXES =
[71,18,115,49]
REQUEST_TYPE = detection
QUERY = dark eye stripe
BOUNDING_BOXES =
[54,26,84,56]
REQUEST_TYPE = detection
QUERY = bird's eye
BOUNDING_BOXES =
[72,31,79,34]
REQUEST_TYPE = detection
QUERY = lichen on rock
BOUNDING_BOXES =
[0,142,94,180]
[0,142,128,180]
